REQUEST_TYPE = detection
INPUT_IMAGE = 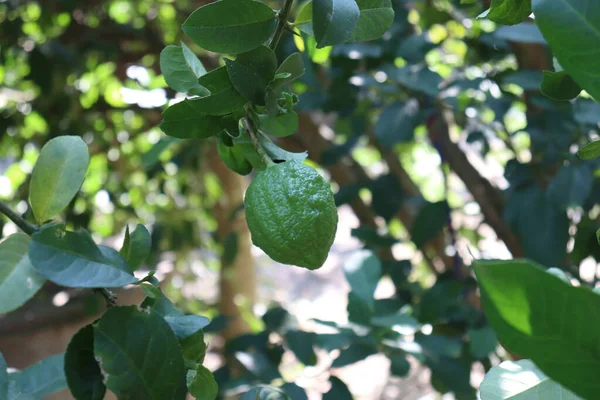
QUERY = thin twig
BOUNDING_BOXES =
[269,0,295,50]
[0,201,37,236]
[93,288,117,308]
[243,117,276,167]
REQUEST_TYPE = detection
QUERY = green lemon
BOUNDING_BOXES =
[244,161,338,270]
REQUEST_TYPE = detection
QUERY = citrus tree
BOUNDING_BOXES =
[1,0,600,399]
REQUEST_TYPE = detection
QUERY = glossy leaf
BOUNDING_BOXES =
[64,325,105,400]
[217,139,253,176]
[347,0,395,42]
[313,0,360,48]
[187,366,218,400]
[225,45,277,105]
[479,359,581,399]
[182,0,277,54]
[259,111,298,137]
[120,224,151,270]
[540,71,582,101]
[93,306,186,399]
[285,330,317,365]
[577,140,600,160]
[188,67,247,115]
[411,201,449,248]
[159,100,223,139]
[0,234,45,314]
[159,44,209,96]
[389,354,410,377]
[323,377,352,400]
[29,136,89,224]
[8,354,67,400]
[474,259,600,399]
[331,344,376,367]
[485,0,531,25]
[532,0,600,100]
[29,224,136,288]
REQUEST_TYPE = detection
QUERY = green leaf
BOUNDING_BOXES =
[29,224,136,288]
[187,366,218,400]
[474,259,600,399]
[258,111,299,137]
[225,45,277,105]
[217,139,253,176]
[323,377,353,400]
[532,0,600,100]
[164,315,211,340]
[285,330,317,365]
[1,353,8,399]
[191,67,248,115]
[265,53,305,116]
[343,251,381,311]
[295,1,315,36]
[484,0,532,25]
[540,71,582,101]
[389,354,410,377]
[468,325,498,359]
[411,201,449,248]
[64,325,105,400]
[141,137,181,169]
[182,0,277,54]
[332,344,377,368]
[29,136,89,224]
[120,224,151,270]
[93,306,186,399]
[159,44,209,96]
[370,313,419,334]
[313,0,360,48]
[8,354,67,400]
[480,359,582,399]
[259,135,308,163]
[0,234,45,314]
[375,100,421,147]
[159,100,223,139]
[347,0,395,42]
[140,282,161,299]
[577,140,600,160]
[240,386,291,400]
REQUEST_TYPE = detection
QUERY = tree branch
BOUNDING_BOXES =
[0,201,37,236]
[270,0,295,50]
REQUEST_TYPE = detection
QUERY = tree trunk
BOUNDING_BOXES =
[210,149,256,340]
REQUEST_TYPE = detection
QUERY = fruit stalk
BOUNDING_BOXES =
[242,116,275,167]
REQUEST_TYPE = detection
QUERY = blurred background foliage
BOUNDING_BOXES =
[1,0,600,399]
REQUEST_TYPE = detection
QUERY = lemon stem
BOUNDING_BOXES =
[243,117,276,168]
[0,200,37,235]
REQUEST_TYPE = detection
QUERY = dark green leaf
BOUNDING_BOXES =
[93,306,186,399]
[389,354,411,377]
[494,23,546,43]
[187,366,218,400]
[29,224,136,288]
[182,0,277,54]
[348,291,374,325]
[140,283,161,299]
[541,71,582,101]
[259,112,299,137]
[0,233,45,314]
[8,354,67,400]
[191,67,248,115]
[235,352,281,381]
[217,139,253,175]
[411,201,449,248]
[468,325,498,359]
[474,259,600,399]
[371,313,419,334]
[141,137,181,169]
[547,165,593,210]
[164,314,211,340]
[159,44,209,96]
[396,34,436,63]
[295,2,315,36]
[29,136,89,224]
[323,377,352,400]
[181,330,208,365]
[391,66,443,96]
[282,383,307,400]
[427,356,474,397]
[313,0,360,48]
[375,101,421,147]
[347,0,395,42]
[343,251,381,311]
[65,325,106,400]
[332,344,377,367]
[315,333,355,351]
[577,141,600,160]
[285,330,317,365]
[533,0,600,100]
[222,232,239,265]
[416,334,462,358]
[120,224,151,270]
[159,100,224,139]
[225,45,277,105]
[485,0,532,25]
